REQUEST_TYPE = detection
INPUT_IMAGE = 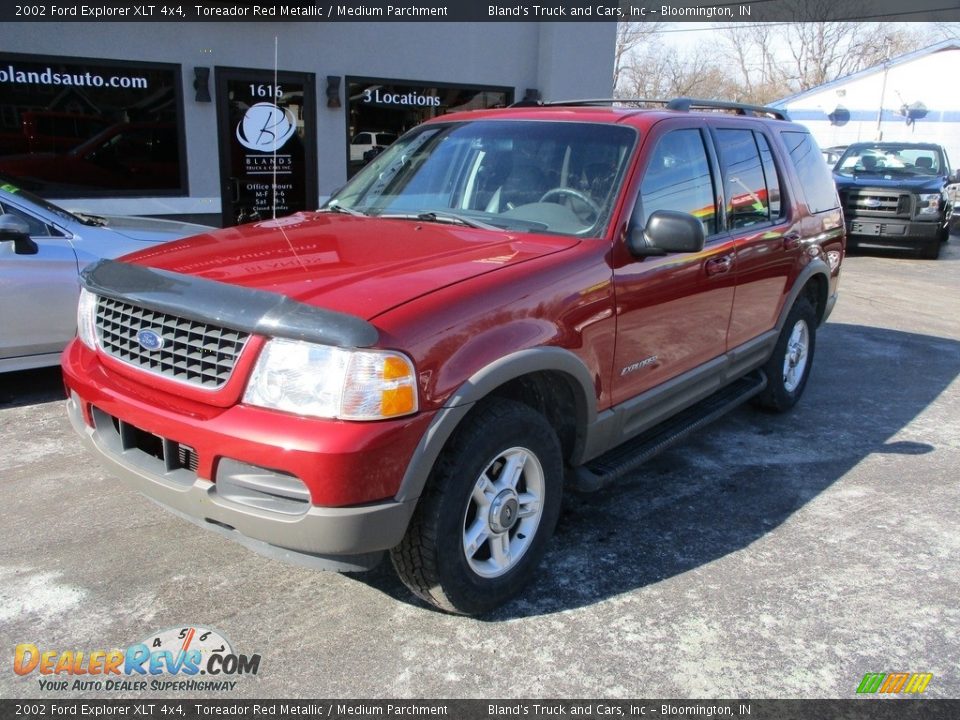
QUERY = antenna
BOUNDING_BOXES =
[272,35,278,220]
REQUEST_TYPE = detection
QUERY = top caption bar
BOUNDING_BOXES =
[3,0,959,22]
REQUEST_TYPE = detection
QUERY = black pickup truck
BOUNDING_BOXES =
[833,142,957,259]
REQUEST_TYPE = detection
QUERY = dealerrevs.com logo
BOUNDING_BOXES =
[14,626,261,693]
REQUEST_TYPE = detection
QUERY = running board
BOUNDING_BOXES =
[572,372,767,492]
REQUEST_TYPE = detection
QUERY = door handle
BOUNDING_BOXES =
[705,255,733,276]
[783,232,802,250]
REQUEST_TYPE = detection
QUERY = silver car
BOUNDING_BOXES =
[0,178,212,372]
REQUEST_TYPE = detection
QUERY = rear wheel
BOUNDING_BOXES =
[391,399,562,615]
[755,296,817,412]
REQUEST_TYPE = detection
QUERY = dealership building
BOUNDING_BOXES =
[773,40,960,168]
[0,22,616,226]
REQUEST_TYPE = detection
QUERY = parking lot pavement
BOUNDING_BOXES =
[2,240,958,700]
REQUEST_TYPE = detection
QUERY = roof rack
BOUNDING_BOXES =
[510,96,790,120]
[543,98,670,108]
[666,97,790,120]
[508,98,668,108]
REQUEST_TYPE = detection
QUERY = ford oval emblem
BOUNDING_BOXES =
[137,329,164,352]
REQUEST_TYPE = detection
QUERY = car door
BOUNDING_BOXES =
[611,121,736,418]
[709,123,801,349]
[0,200,80,362]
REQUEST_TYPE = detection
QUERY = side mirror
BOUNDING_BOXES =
[0,214,38,255]
[628,209,706,257]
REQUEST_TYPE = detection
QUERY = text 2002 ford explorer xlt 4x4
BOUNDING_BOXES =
[63,99,844,615]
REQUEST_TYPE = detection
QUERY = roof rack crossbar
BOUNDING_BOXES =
[666,97,790,120]
[543,98,671,107]
[507,96,790,120]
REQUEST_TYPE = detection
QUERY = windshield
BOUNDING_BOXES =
[0,176,81,224]
[835,145,943,177]
[327,120,637,237]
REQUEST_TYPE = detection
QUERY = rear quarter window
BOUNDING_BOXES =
[780,131,839,214]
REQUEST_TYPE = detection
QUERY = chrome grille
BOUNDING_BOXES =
[842,191,911,217]
[95,296,249,389]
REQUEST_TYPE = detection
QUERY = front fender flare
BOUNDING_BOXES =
[395,347,597,503]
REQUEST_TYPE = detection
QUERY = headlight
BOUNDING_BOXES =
[917,193,941,215]
[77,288,98,350]
[243,338,418,420]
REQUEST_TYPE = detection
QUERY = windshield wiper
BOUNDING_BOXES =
[386,210,503,231]
[73,212,106,227]
[321,203,366,217]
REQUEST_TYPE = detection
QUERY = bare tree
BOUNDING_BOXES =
[618,47,672,100]
[619,46,733,101]
[719,17,924,97]
[613,21,664,93]
[721,24,789,104]
[616,16,929,108]
[784,22,860,90]
[932,21,960,42]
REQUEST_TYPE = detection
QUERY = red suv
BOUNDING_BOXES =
[62,99,845,614]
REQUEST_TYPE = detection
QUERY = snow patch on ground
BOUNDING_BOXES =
[0,566,86,624]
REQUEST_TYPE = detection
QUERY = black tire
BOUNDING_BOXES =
[755,296,817,412]
[390,399,563,615]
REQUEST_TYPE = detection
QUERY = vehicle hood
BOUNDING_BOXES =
[120,212,578,320]
[86,214,214,243]
[833,174,946,194]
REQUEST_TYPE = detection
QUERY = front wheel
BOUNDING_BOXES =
[391,399,563,615]
[755,296,817,412]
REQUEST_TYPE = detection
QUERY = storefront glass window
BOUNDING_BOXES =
[0,54,185,196]
[346,78,511,177]
[219,73,316,226]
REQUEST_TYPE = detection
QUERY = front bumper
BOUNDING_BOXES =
[846,217,940,247]
[67,393,416,570]
[63,341,432,570]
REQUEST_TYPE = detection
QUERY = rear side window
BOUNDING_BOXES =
[755,133,782,220]
[638,128,717,236]
[715,129,772,229]
[780,131,840,214]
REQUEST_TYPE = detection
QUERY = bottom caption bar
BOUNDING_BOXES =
[3,700,959,720]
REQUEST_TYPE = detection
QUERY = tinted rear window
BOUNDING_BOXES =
[780,131,839,214]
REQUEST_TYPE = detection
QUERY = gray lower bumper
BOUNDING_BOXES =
[67,394,416,572]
